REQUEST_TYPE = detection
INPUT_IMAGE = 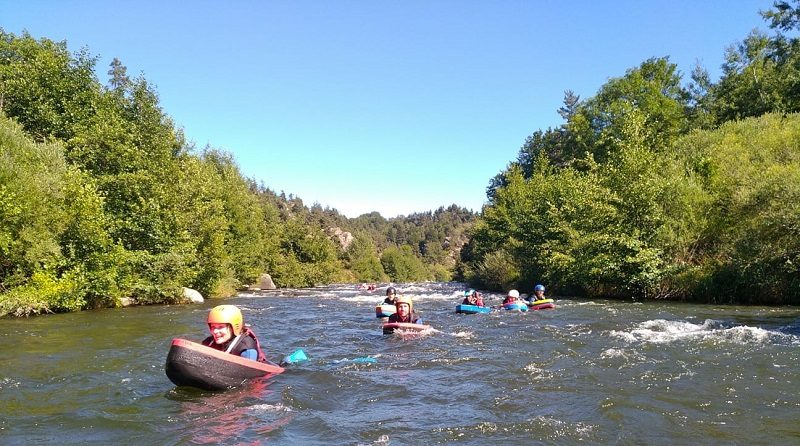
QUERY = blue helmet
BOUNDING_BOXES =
[464,289,475,297]
[534,284,545,292]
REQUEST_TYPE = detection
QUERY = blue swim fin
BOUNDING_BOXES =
[282,349,308,365]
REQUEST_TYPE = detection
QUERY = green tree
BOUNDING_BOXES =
[0,30,99,142]
[345,234,387,282]
[380,245,431,282]
[0,115,124,316]
[579,57,691,159]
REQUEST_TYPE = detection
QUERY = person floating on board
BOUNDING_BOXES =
[202,304,268,362]
[462,289,485,307]
[503,289,521,305]
[525,284,546,303]
[385,295,423,323]
[383,286,399,305]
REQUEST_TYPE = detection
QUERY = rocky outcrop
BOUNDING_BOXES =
[328,227,354,250]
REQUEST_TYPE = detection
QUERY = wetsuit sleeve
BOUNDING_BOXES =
[240,349,258,360]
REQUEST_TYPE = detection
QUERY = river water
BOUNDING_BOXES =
[1,282,798,445]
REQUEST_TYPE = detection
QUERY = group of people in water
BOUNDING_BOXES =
[200,284,548,363]
[502,284,547,305]
[382,286,423,324]
[461,285,547,306]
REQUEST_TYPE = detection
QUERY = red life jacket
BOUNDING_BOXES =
[242,325,268,363]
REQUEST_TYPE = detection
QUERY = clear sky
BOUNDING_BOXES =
[1,0,774,218]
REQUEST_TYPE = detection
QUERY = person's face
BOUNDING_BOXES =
[535,290,544,297]
[387,291,396,300]
[209,323,233,344]
[396,302,410,317]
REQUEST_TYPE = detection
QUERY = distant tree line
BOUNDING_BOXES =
[0,30,475,316]
[461,1,800,304]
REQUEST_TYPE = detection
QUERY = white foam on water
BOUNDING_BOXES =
[609,318,798,345]
[523,364,556,380]
[360,434,389,446]
[406,292,465,302]
[600,348,627,359]
[523,363,546,373]
[340,295,385,303]
[0,377,20,390]
[249,403,292,413]
[391,326,438,340]
[448,330,474,339]
[609,330,638,343]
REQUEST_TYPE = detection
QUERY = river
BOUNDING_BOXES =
[1,282,798,445]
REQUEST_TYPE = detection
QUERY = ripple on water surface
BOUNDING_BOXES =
[1,283,799,445]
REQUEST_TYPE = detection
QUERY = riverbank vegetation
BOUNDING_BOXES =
[3,2,799,315]
[460,2,800,304]
[0,30,474,317]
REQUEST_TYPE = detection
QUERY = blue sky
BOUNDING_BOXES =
[1,0,774,218]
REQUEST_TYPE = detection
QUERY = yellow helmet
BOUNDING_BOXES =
[207,305,243,336]
[394,295,413,312]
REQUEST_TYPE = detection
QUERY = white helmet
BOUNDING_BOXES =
[507,289,520,298]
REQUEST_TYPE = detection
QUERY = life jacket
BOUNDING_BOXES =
[529,294,546,303]
[242,325,268,363]
[205,325,268,363]
[388,311,420,324]
[463,296,485,306]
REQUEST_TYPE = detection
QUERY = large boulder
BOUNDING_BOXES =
[182,287,205,303]
[257,273,277,290]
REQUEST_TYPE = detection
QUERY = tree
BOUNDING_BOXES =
[107,57,130,91]
[380,245,431,282]
[557,89,581,120]
[0,30,100,141]
[578,57,691,159]
[345,234,387,282]
[0,115,124,316]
